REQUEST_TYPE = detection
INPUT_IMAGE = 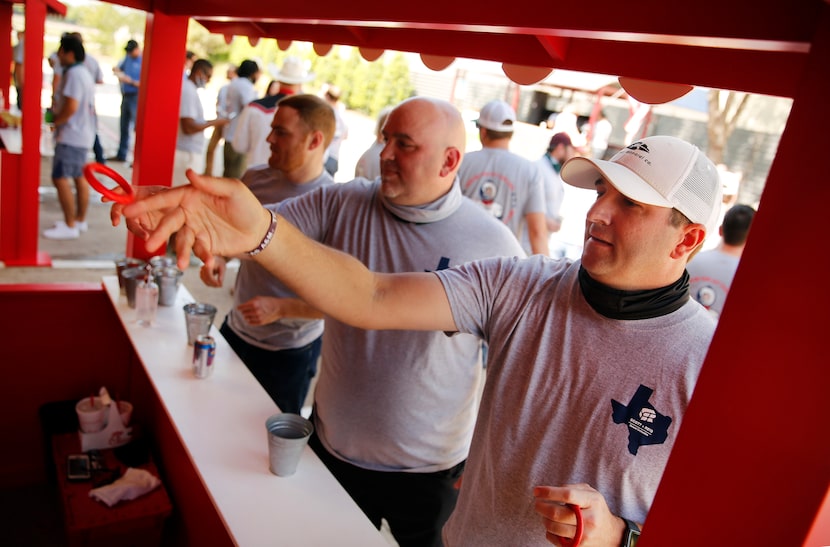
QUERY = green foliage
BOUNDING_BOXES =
[216,38,413,116]
[45,3,414,114]
[65,3,146,59]
[186,20,231,64]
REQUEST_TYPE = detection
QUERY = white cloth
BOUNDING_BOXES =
[89,468,161,507]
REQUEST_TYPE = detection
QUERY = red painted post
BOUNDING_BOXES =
[125,11,188,261]
[0,0,53,266]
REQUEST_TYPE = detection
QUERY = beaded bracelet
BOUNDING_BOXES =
[247,209,277,256]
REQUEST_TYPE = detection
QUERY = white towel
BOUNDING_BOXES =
[88,467,161,507]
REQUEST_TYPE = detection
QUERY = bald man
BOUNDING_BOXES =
[205,97,525,546]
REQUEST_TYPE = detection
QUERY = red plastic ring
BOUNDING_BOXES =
[83,163,135,204]
[559,504,584,547]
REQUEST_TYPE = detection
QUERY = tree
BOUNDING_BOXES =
[707,90,750,165]
[66,3,146,59]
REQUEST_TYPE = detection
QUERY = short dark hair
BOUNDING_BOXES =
[191,59,213,76]
[277,94,336,148]
[59,34,85,63]
[482,128,513,141]
[722,204,756,246]
[237,60,259,79]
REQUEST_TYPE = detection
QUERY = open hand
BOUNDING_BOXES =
[113,169,270,272]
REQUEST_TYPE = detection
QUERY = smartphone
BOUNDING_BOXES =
[66,454,91,481]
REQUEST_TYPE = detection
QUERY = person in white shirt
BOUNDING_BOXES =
[321,83,348,177]
[204,65,236,176]
[354,107,391,180]
[222,59,260,178]
[174,60,229,186]
[232,56,314,169]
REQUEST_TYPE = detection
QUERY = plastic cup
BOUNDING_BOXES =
[76,397,107,433]
[183,303,217,345]
[154,266,183,306]
[121,267,148,308]
[265,413,314,477]
[116,257,146,295]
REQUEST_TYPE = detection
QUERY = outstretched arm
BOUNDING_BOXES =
[115,170,458,332]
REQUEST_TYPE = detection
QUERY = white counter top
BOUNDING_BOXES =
[102,276,389,546]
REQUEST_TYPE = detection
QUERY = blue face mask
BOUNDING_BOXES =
[194,75,207,89]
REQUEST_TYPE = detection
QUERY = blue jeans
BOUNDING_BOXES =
[93,134,104,163]
[220,319,321,413]
[116,93,138,160]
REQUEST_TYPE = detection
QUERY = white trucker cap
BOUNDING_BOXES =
[561,135,723,236]
[475,100,516,132]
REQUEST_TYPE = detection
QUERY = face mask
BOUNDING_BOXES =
[195,76,207,88]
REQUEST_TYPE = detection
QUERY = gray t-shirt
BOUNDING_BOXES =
[459,147,546,242]
[226,167,334,350]
[280,178,526,472]
[55,63,96,148]
[437,256,715,545]
[686,249,740,317]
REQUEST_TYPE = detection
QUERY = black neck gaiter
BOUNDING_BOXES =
[578,266,690,320]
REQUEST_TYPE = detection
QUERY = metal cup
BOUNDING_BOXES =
[265,413,314,477]
[121,267,148,308]
[116,257,146,295]
[183,302,217,345]
[149,255,177,269]
[154,266,183,306]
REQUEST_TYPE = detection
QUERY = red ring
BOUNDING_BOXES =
[83,163,135,204]
[559,504,584,547]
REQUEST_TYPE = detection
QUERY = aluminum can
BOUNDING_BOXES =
[193,335,216,378]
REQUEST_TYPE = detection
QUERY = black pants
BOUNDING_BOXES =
[220,319,321,414]
[309,429,464,547]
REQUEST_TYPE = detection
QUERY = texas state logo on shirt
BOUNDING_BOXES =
[611,385,672,455]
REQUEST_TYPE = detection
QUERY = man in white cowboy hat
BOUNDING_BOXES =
[232,56,315,169]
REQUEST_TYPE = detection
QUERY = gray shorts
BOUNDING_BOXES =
[52,143,88,179]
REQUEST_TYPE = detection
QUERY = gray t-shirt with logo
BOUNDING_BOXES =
[437,256,715,545]
[281,178,526,472]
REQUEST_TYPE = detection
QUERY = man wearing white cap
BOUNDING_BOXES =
[232,56,314,169]
[115,134,723,546]
[459,99,549,255]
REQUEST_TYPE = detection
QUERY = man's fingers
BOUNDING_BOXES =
[143,208,185,252]
[122,184,186,219]
[192,236,214,270]
[186,169,236,198]
[110,203,123,226]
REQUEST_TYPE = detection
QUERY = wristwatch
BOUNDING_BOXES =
[620,518,640,547]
